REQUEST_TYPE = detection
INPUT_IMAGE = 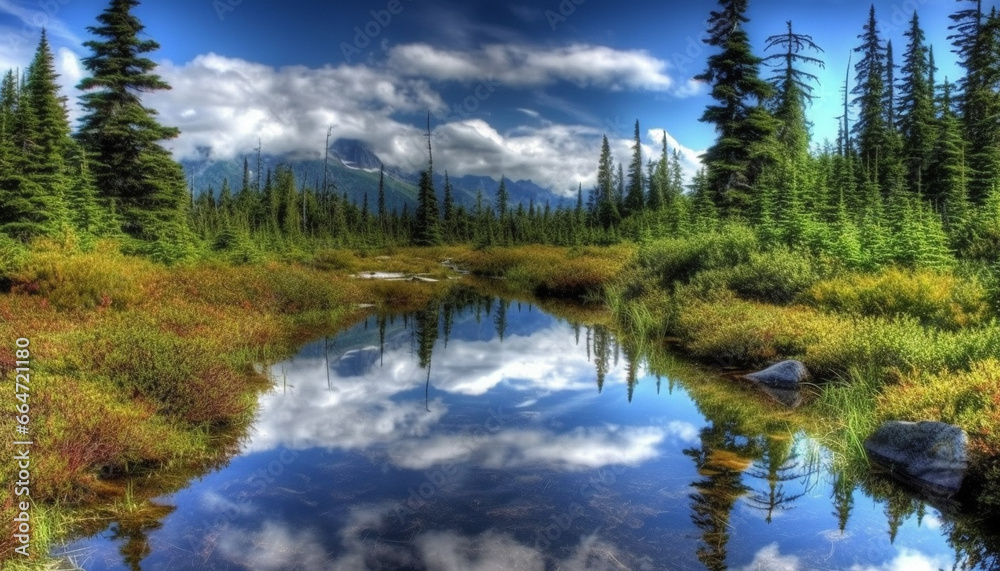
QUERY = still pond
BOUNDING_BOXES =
[55,288,999,570]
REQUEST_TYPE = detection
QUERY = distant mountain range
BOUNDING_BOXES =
[181,139,572,213]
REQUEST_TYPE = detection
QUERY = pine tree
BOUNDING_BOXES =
[76,0,189,241]
[595,135,620,228]
[443,170,455,225]
[932,80,972,237]
[624,120,646,217]
[851,5,892,193]
[648,132,668,211]
[412,114,441,246]
[949,0,1000,203]
[898,11,936,197]
[696,0,777,216]
[0,36,72,240]
[495,175,509,220]
[763,21,825,161]
[24,30,72,205]
[377,163,387,234]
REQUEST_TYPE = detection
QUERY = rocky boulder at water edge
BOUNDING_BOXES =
[864,421,969,497]
[740,360,809,408]
[742,360,809,390]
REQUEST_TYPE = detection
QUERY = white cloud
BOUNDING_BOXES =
[147,53,444,165]
[212,511,633,571]
[244,320,641,460]
[387,43,681,93]
[386,425,665,471]
[849,548,953,571]
[733,544,801,571]
[1,37,703,194]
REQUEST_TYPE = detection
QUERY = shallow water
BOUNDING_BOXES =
[56,288,999,570]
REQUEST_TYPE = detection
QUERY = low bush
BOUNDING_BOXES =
[10,243,156,310]
[636,224,759,287]
[803,268,990,330]
[82,318,258,426]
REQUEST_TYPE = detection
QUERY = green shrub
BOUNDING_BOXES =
[0,234,27,280]
[727,248,820,304]
[803,268,989,330]
[82,319,255,425]
[637,224,760,287]
[11,244,153,310]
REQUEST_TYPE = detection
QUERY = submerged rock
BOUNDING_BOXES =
[864,421,969,497]
[742,360,809,391]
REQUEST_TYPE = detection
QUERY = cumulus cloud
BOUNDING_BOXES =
[387,43,680,93]
[133,47,702,195]
[244,320,635,456]
[386,425,666,471]
[146,53,444,164]
[212,513,632,571]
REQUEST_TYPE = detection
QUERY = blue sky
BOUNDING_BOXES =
[0,0,974,195]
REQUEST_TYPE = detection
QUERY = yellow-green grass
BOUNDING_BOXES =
[0,242,458,565]
[455,243,635,299]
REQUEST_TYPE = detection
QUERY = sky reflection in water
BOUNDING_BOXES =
[57,289,988,570]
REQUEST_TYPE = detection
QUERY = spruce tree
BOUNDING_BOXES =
[595,135,620,228]
[696,0,777,215]
[76,0,189,240]
[763,21,824,161]
[648,132,668,211]
[624,120,646,217]
[412,114,441,246]
[0,36,71,240]
[949,0,1000,203]
[932,80,972,236]
[495,175,509,220]
[898,11,936,197]
[851,5,892,192]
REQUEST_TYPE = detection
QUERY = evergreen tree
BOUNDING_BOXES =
[412,114,441,246]
[898,11,936,197]
[595,135,620,228]
[851,5,892,192]
[932,80,972,236]
[24,30,72,204]
[949,0,1000,203]
[76,0,189,241]
[443,170,455,225]
[495,175,509,220]
[696,0,777,215]
[648,132,668,211]
[763,21,825,161]
[624,120,646,216]
[377,164,387,233]
[0,36,71,240]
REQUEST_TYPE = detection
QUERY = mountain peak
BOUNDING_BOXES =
[331,139,382,171]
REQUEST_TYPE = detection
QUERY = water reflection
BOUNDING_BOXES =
[53,286,1000,570]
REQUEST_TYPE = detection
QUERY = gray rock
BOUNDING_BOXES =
[864,421,969,497]
[742,360,809,391]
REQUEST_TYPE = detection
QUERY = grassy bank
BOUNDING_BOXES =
[453,233,1000,504]
[0,241,463,566]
